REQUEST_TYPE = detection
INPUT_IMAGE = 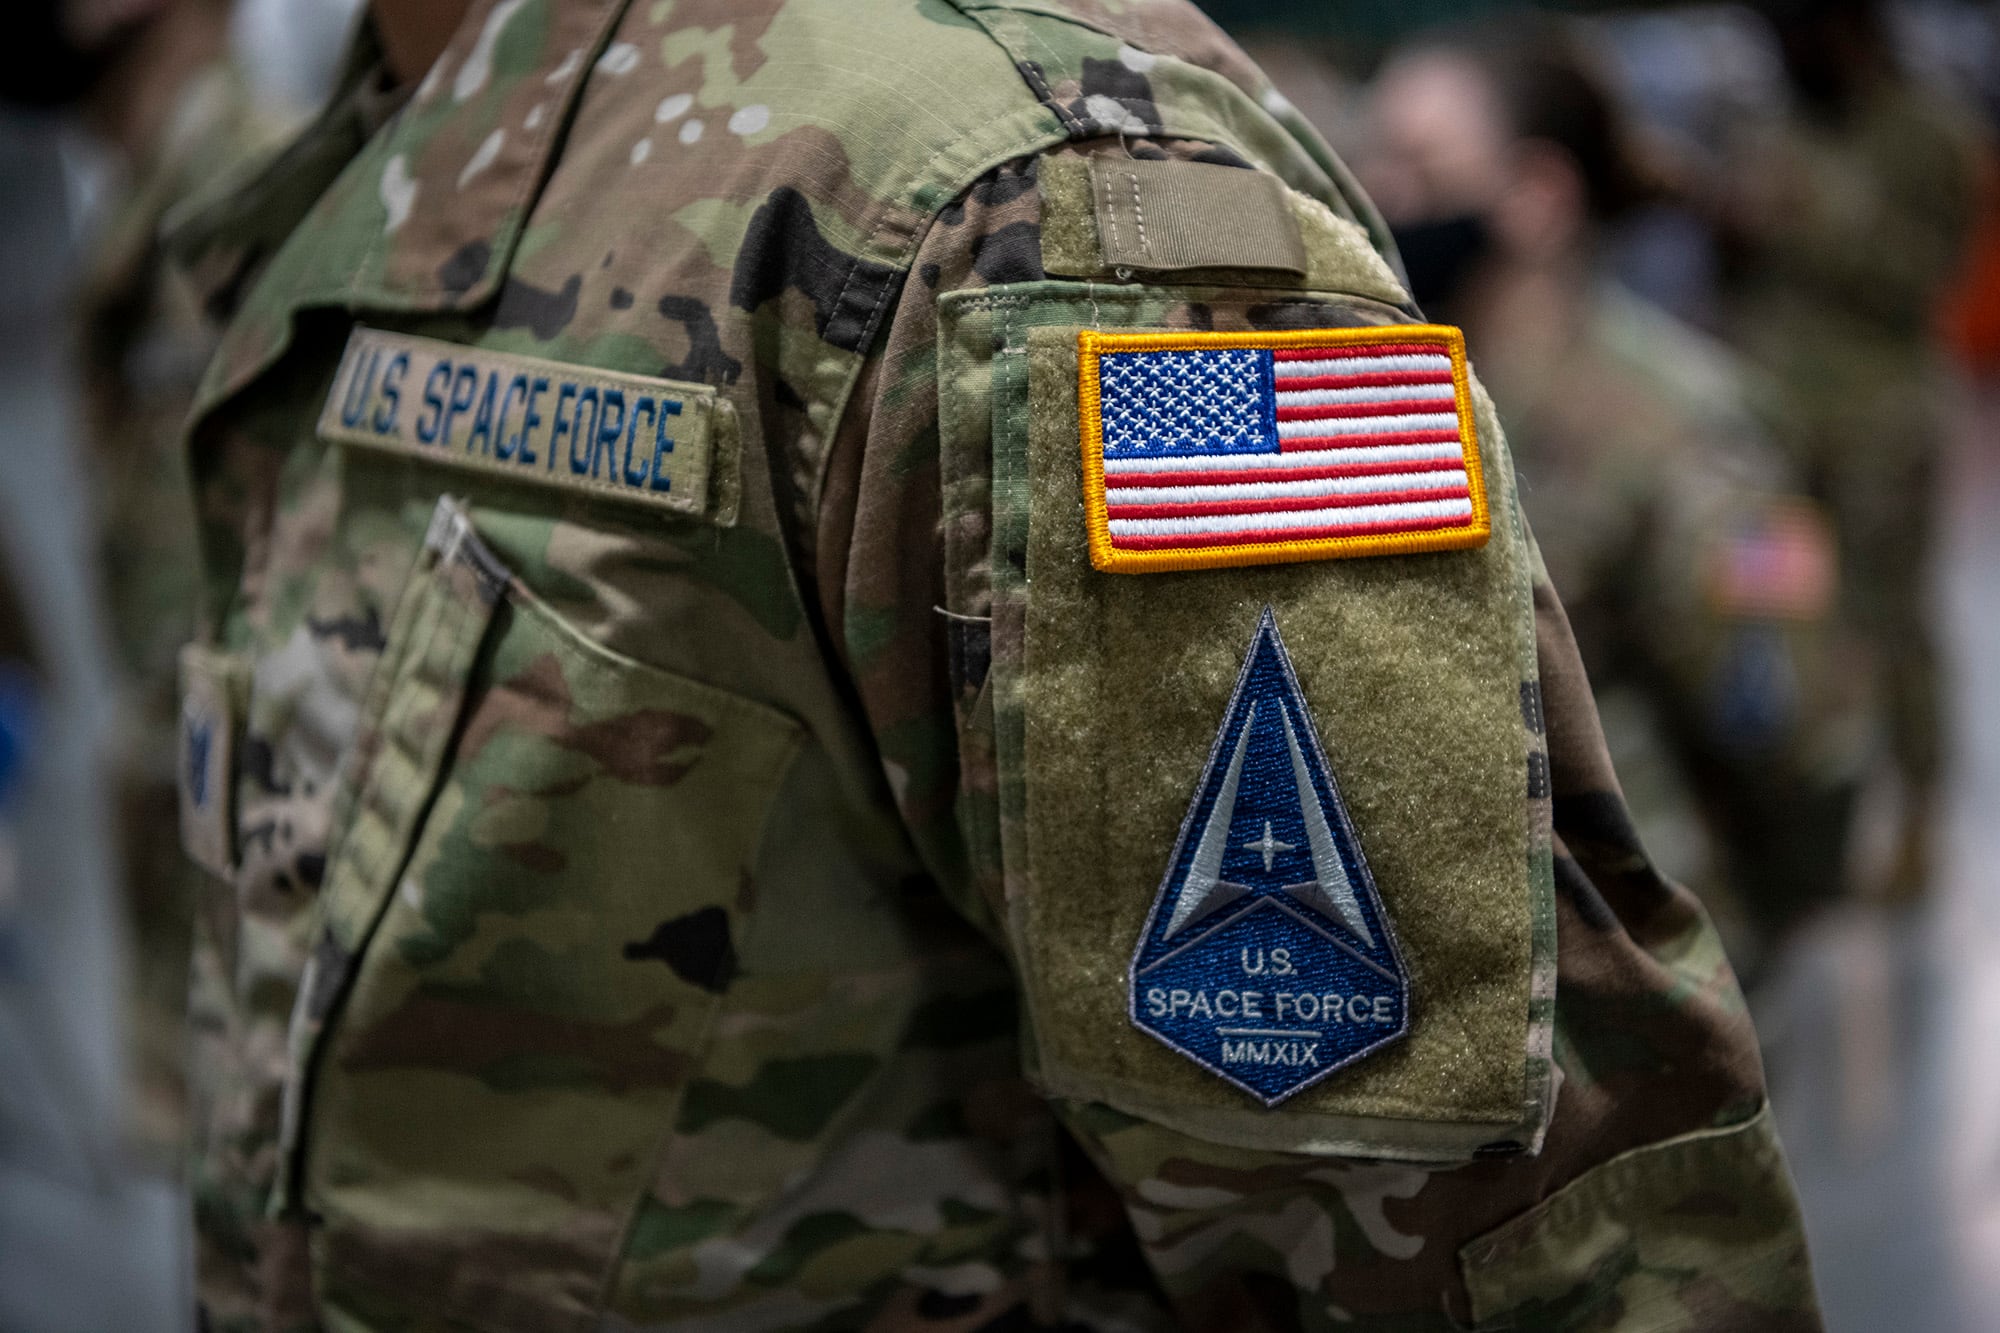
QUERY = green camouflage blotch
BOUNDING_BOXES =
[677,1052,881,1139]
[623,1197,737,1260]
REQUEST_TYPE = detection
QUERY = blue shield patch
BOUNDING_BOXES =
[1128,607,1410,1104]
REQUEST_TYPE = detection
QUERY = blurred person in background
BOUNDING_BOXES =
[1719,0,1986,905]
[0,3,204,1325]
[69,0,299,1163]
[0,0,347,1321]
[1358,22,1869,979]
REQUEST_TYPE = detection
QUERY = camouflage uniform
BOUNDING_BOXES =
[77,60,291,1156]
[1488,282,1865,970]
[171,2,1819,1329]
[1730,83,1985,872]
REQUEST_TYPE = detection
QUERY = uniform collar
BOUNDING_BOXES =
[183,0,629,415]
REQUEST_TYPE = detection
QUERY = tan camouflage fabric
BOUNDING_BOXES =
[172,1,1820,1329]
[1483,282,1868,972]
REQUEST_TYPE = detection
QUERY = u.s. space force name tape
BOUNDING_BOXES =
[317,326,738,523]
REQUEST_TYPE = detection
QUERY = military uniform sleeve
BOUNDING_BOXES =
[816,139,1824,1329]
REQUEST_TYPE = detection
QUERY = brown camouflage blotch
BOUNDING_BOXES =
[564,707,713,786]
[334,991,693,1093]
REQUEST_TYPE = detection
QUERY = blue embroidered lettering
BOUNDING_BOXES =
[623,397,656,487]
[318,331,719,520]
[439,364,478,443]
[649,398,683,491]
[415,362,451,443]
[569,385,600,476]
[465,371,500,456]
[547,383,577,471]
[520,376,548,465]
[494,374,527,461]
[591,388,625,481]
[374,352,407,434]
[339,347,378,429]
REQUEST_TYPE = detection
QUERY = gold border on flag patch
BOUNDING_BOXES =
[1077,325,1490,573]
[318,327,736,522]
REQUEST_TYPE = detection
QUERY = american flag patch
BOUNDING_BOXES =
[1707,499,1836,620]
[1078,326,1490,572]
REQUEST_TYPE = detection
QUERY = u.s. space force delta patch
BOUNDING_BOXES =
[1078,324,1489,572]
[1130,608,1409,1105]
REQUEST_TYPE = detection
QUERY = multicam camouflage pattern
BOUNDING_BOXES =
[173,0,1820,1328]
[1484,284,1870,971]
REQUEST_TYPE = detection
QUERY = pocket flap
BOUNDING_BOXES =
[276,496,807,1329]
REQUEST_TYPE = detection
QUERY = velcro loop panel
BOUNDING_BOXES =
[1089,155,1307,276]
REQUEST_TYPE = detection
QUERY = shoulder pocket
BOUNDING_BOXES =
[281,497,801,1331]
[938,278,1555,1162]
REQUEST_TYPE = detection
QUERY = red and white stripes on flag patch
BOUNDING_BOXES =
[1078,325,1491,573]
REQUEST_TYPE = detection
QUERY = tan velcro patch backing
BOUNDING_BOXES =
[1090,155,1308,276]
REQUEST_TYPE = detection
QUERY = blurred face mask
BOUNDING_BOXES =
[1389,213,1492,316]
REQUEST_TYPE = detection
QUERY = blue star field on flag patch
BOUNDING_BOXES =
[1129,607,1410,1104]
